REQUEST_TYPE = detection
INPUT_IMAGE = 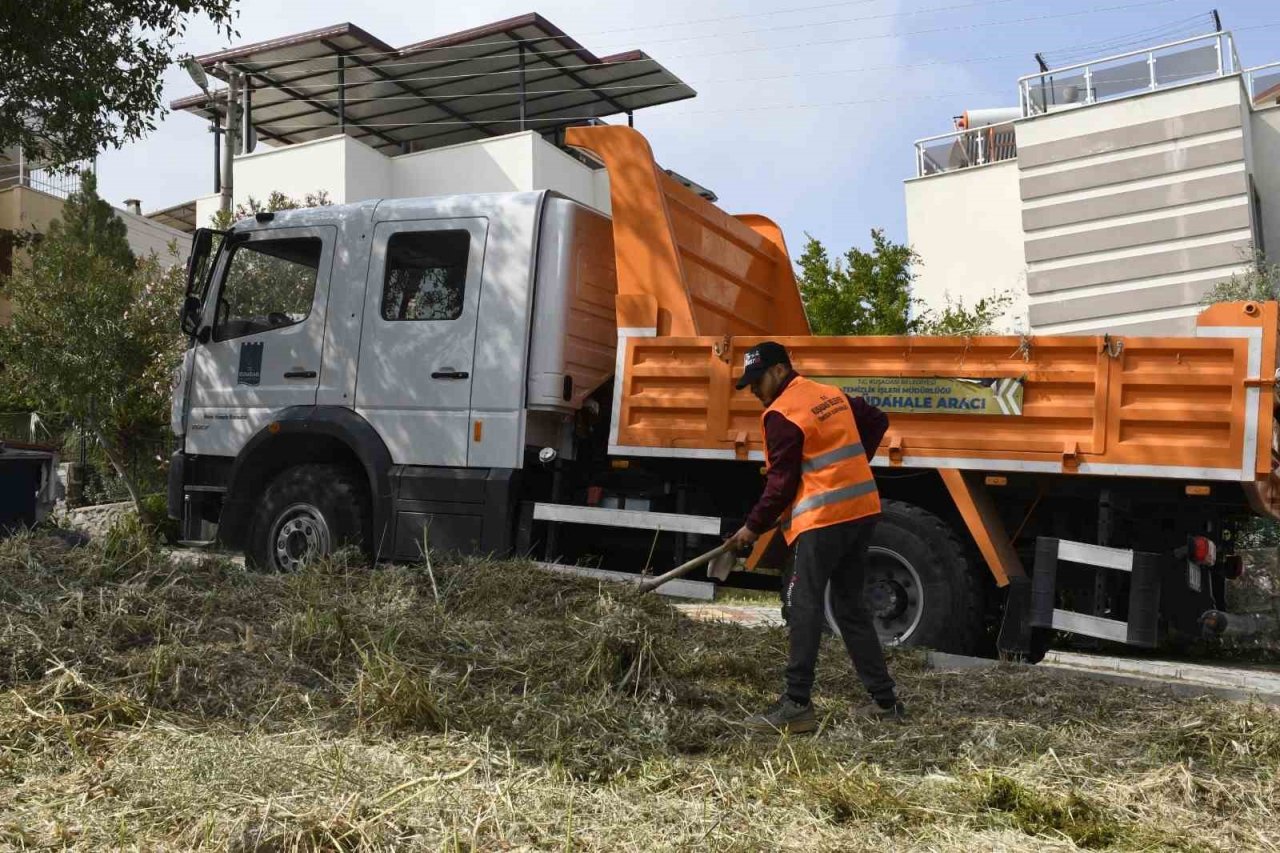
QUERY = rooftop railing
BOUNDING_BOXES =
[914,120,1017,177]
[1245,61,1280,106]
[1018,31,1239,117]
[0,152,90,200]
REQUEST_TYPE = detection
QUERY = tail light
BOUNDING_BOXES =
[1188,535,1216,567]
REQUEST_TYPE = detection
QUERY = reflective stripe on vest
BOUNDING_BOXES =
[764,375,880,544]
[800,441,866,474]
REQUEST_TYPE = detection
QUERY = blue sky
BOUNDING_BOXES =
[95,0,1279,256]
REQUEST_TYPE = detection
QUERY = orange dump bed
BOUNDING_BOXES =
[566,127,1280,511]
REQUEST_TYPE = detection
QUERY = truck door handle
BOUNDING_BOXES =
[431,370,470,380]
[284,370,317,379]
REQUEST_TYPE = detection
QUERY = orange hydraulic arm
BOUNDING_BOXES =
[565,125,809,337]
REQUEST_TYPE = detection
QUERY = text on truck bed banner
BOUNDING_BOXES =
[812,376,1024,416]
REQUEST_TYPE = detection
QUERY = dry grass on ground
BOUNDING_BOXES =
[2,523,1279,851]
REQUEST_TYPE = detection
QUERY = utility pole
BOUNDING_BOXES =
[218,65,240,216]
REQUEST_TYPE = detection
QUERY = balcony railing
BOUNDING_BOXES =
[1245,61,1280,106]
[1018,32,1239,117]
[914,120,1017,177]
[0,152,90,200]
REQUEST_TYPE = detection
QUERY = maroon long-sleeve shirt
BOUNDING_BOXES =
[744,373,889,534]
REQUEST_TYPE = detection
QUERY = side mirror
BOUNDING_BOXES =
[180,295,203,337]
[185,229,216,296]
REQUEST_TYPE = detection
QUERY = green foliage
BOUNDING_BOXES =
[0,177,184,509]
[798,231,1013,336]
[47,173,136,269]
[208,189,332,229]
[798,229,918,335]
[1202,251,1280,304]
[915,291,1015,336]
[975,773,1121,848]
[0,2,237,165]
[138,493,181,545]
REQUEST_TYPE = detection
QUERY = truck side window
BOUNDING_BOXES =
[213,236,322,342]
[382,230,470,321]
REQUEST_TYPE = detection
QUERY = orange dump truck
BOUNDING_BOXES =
[544,126,1278,657]
[171,124,1276,659]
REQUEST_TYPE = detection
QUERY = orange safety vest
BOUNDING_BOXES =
[764,375,881,544]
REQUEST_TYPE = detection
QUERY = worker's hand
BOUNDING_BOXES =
[725,525,758,555]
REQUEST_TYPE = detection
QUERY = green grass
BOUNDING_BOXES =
[1,527,1278,850]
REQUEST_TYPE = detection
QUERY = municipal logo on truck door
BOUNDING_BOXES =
[237,342,264,386]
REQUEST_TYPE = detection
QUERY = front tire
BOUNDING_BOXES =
[246,463,369,571]
[823,500,986,655]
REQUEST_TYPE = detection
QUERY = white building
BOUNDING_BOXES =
[165,15,696,230]
[905,31,1280,335]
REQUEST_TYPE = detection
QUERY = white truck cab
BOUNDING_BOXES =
[169,191,617,569]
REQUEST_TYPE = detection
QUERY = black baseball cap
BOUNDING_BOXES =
[736,341,792,389]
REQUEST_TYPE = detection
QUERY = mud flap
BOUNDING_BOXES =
[997,575,1033,657]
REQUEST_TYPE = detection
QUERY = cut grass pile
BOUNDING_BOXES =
[2,525,1279,850]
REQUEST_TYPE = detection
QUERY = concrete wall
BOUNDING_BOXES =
[904,159,1027,331]
[1017,77,1254,336]
[231,134,355,213]
[1250,104,1280,259]
[390,134,533,198]
[199,131,611,228]
[0,186,189,323]
[532,141,612,214]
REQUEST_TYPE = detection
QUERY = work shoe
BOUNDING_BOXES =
[742,696,817,734]
[874,697,908,723]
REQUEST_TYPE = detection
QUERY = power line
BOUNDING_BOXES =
[188,0,1003,70]
[235,0,1182,81]
[193,13,1252,110]
[1043,12,1216,63]
[256,89,1008,129]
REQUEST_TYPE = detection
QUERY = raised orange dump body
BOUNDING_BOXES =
[567,126,1280,519]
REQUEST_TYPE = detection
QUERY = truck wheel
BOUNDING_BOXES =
[246,464,369,572]
[823,500,985,655]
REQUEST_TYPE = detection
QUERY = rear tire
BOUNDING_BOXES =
[246,463,370,572]
[823,500,986,655]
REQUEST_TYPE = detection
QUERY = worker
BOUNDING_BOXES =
[725,341,905,733]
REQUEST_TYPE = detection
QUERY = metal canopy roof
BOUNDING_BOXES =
[171,14,696,153]
[145,200,198,233]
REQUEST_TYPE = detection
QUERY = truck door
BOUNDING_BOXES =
[355,218,487,467]
[185,226,336,456]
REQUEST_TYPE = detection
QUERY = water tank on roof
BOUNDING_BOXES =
[956,107,1021,130]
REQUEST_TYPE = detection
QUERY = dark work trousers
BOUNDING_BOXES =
[785,518,896,706]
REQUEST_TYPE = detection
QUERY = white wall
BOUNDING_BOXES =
[234,134,355,208]
[194,193,221,229]
[118,208,191,262]
[343,135,394,202]
[532,140,611,213]
[904,160,1027,331]
[192,131,610,228]
[1251,104,1280,259]
[390,134,533,198]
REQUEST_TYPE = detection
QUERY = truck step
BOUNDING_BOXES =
[1030,537,1162,648]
